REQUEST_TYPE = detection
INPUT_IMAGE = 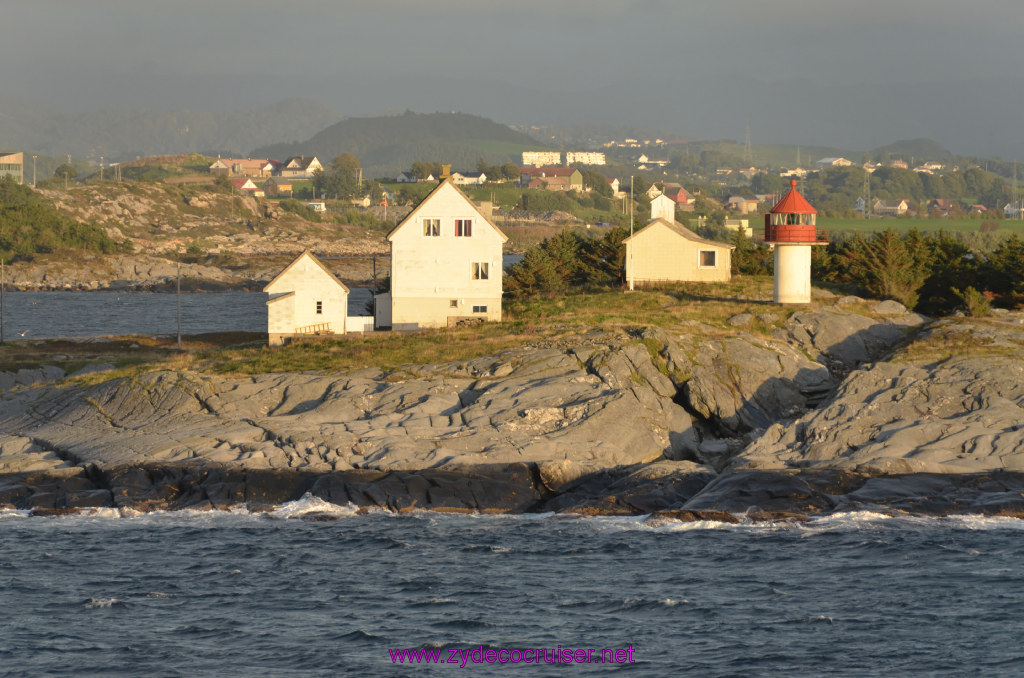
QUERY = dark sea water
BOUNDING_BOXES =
[0,290,373,339]
[2,501,1023,677]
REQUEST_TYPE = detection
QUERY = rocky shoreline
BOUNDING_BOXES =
[2,305,1023,520]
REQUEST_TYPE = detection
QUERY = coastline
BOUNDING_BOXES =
[8,463,1024,522]
[3,305,1022,521]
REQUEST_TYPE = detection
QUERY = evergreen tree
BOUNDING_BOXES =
[834,229,932,308]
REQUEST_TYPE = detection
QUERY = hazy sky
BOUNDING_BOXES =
[6,0,1024,156]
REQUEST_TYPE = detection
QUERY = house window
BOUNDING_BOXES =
[316,301,323,314]
[450,299,458,308]
[423,218,440,237]
[472,305,488,313]
[472,262,489,280]
[699,250,717,268]
[455,219,472,237]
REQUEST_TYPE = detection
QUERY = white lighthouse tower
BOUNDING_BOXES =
[764,179,824,304]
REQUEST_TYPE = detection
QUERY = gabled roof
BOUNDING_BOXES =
[228,177,257,190]
[263,250,350,294]
[770,180,817,214]
[386,177,509,242]
[623,218,734,249]
[520,166,579,178]
[283,155,319,169]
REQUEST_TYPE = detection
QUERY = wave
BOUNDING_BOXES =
[84,597,125,609]
[266,494,363,520]
[6,498,1024,533]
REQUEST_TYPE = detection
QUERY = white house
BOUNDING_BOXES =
[265,250,350,346]
[376,178,508,330]
[278,156,323,179]
[450,171,487,186]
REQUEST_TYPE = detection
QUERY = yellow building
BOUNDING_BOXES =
[623,219,733,285]
[0,152,23,184]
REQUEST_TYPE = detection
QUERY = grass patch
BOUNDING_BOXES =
[194,321,557,376]
[2,279,868,383]
[819,216,1024,236]
[894,319,1023,364]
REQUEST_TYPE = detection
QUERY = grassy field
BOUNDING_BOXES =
[4,277,837,381]
[819,216,1024,236]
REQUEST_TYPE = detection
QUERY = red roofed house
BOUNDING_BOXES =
[519,167,583,191]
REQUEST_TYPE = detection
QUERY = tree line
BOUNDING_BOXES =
[506,219,1023,316]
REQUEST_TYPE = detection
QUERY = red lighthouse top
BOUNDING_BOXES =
[764,179,822,243]
[770,179,817,215]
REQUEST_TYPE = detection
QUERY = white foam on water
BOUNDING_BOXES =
[0,509,31,520]
[267,493,362,520]
[84,597,123,609]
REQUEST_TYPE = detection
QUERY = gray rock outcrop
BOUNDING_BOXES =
[3,309,1023,518]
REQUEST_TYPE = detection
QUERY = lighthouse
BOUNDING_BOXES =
[764,179,824,304]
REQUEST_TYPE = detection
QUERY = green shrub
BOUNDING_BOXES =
[0,176,126,260]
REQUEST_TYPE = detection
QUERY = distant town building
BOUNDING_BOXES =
[927,199,960,216]
[210,158,275,178]
[278,156,323,179]
[726,195,761,215]
[522,151,562,167]
[519,167,583,191]
[228,177,260,195]
[724,219,752,237]
[814,157,853,169]
[874,198,913,217]
[450,171,487,186]
[565,151,606,166]
[660,183,694,210]
[263,177,293,197]
[0,152,23,184]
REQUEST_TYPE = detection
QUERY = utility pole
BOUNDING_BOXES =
[177,261,182,350]
[100,156,104,182]
[629,174,634,292]
[0,209,5,343]
[32,155,37,187]
[0,255,4,344]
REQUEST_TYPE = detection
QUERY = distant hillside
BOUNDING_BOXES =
[251,111,549,176]
[872,139,953,161]
[0,99,342,162]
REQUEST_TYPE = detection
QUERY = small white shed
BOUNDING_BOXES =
[264,250,349,346]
